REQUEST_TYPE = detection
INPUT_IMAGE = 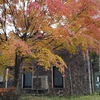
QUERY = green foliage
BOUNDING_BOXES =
[19,94,100,100]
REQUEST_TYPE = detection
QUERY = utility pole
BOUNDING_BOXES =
[5,68,9,88]
[87,51,92,94]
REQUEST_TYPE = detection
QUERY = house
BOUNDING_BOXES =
[2,50,100,96]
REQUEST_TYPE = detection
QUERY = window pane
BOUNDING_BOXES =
[53,66,63,88]
[94,72,99,91]
[23,72,32,88]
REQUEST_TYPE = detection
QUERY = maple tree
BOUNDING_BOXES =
[0,0,100,88]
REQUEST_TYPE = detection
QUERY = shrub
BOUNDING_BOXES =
[0,87,20,100]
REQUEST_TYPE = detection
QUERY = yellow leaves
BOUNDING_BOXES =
[0,48,15,67]
[0,0,99,75]
[0,36,32,68]
[52,26,68,39]
[37,59,51,69]
[35,48,66,70]
[22,66,34,73]
[36,48,56,69]
[71,34,88,52]
[70,33,100,54]
[0,34,6,44]
[14,10,26,28]
[55,55,67,72]
[0,53,15,75]
[42,25,54,34]
[0,65,5,76]
[0,0,3,4]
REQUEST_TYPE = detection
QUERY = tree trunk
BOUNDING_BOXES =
[13,53,23,88]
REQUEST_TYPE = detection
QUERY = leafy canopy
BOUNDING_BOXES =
[0,0,100,72]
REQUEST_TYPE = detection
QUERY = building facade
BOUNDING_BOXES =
[2,50,100,95]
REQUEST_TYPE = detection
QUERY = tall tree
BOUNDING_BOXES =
[0,0,100,88]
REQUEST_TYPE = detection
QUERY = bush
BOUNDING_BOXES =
[0,87,20,100]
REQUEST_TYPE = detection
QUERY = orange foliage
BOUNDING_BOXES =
[0,87,16,96]
[0,0,100,71]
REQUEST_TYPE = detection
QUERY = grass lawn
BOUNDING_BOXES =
[19,93,100,100]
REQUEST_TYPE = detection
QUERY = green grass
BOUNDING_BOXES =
[19,93,100,100]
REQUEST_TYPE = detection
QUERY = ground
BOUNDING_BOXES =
[19,93,100,100]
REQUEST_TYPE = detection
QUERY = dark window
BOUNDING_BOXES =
[94,72,99,91]
[53,66,63,88]
[23,72,32,88]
